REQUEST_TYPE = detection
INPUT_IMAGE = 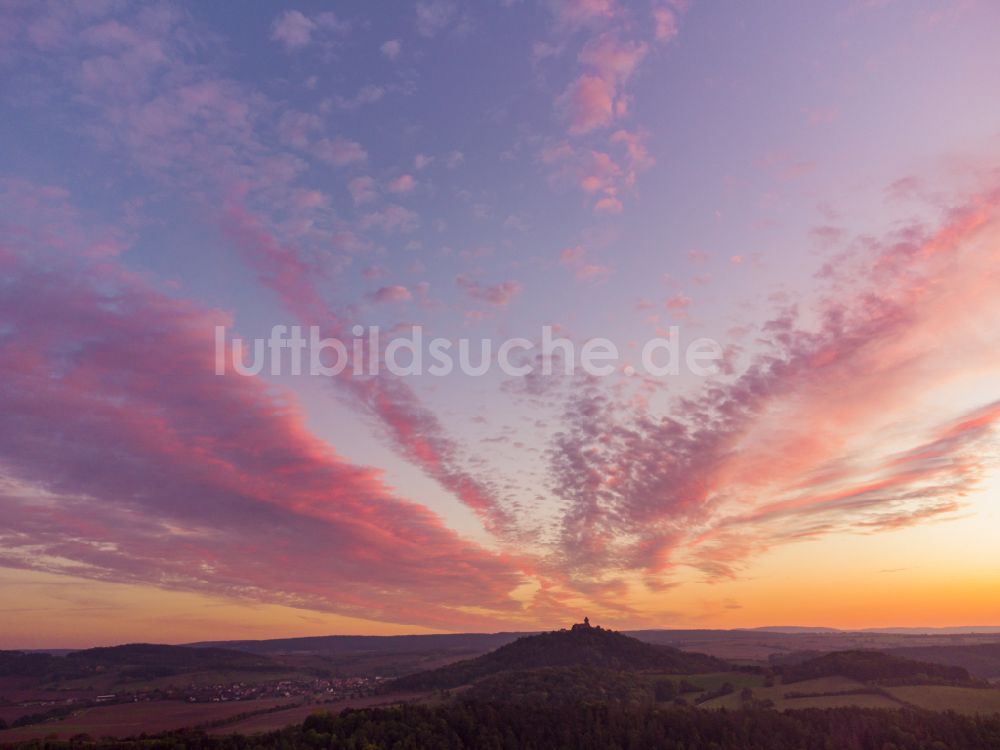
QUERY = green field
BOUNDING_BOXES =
[781,693,902,710]
[0,698,296,743]
[691,675,1000,714]
[209,692,429,735]
[884,685,1000,715]
[699,676,896,710]
[654,671,765,692]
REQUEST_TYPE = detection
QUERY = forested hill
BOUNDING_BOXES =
[780,649,974,685]
[0,644,280,682]
[886,642,1000,680]
[190,632,529,656]
[391,623,728,691]
[67,644,280,669]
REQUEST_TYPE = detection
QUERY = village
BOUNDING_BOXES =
[3,675,385,731]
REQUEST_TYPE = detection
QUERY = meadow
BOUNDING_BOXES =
[883,685,1000,715]
[0,698,294,743]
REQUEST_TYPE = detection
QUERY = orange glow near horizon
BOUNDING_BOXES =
[4,477,997,649]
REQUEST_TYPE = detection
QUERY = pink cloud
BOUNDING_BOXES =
[664,292,691,310]
[610,129,654,181]
[416,0,459,37]
[2,3,525,572]
[886,175,922,201]
[576,263,612,281]
[277,110,322,149]
[220,203,517,540]
[388,174,416,193]
[271,11,315,50]
[335,84,385,110]
[270,10,348,51]
[543,179,1000,582]
[7,0,1000,627]
[560,245,585,264]
[579,33,647,79]
[370,285,413,303]
[664,292,691,318]
[557,244,612,282]
[579,150,620,193]
[0,187,524,629]
[380,38,402,59]
[456,274,523,305]
[652,6,679,41]
[543,131,652,213]
[594,195,623,214]
[348,175,377,205]
[314,137,367,166]
[548,0,618,27]
[360,203,419,233]
[556,33,647,135]
[559,74,616,135]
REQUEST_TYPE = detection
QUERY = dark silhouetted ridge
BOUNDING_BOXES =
[67,643,279,670]
[1,644,281,683]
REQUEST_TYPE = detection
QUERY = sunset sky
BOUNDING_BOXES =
[2,0,1000,649]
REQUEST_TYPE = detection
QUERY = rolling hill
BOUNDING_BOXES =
[189,632,529,656]
[885,642,1000,681]
[0,644,282,685]
[391,622,728,691]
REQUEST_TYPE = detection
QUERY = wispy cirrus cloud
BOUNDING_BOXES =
[0,1,521,547]
[5,0,1000,634]
[543,180,1000,585]
[0,182,524,629]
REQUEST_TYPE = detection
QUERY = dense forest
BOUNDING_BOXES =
[8,702,1000,750]
[779,650,975,686]
[462,666,655,706]
[885,643,1000,681]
